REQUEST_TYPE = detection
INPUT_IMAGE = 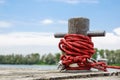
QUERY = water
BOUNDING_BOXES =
[0,64,119,72]
[0,64,57,70]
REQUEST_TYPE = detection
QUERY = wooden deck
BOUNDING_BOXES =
[0,68,120,80]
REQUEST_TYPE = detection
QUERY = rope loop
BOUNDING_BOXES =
[59,34,120,71]
[59,34,110,71]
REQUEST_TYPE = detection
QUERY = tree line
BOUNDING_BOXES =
[92,48,120,65]
[0,49,120,65]
[0,53,60,65]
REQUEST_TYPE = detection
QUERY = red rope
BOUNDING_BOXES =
[59,34,120,71]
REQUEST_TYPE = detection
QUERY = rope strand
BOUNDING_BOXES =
[59,34,120,71]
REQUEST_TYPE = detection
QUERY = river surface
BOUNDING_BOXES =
[0,64,120,72]
[0,64,57,70]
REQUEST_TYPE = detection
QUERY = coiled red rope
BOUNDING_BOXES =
[59,34,120,71]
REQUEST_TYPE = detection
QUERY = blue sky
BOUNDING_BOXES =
[0,0,120,55]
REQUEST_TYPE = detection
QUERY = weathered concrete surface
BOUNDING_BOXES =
[66,76,120,80]
[0,68,120,80]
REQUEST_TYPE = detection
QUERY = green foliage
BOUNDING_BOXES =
[99,49,104,58]
[92,48,120,65]
[0,48,120,65]
[110,64,120,66]
[55,53,61,62]
[0,52,61,65]
[44,53,56,65]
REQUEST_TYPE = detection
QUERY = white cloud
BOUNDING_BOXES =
[0,32,60,46]
[0,32,60,54]
[55,0,99,4]
[0,27,120,50]
[0,21,12,28]
[40,19,54,25]
[0,27,120,54]
[40,19,67,25]
[92,27,120,50]
[113,27,120,36]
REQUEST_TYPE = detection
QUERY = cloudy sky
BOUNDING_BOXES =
[0,0,120,55]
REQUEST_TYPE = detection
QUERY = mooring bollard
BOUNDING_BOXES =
[54,17,106,72]
[54,17,105,38]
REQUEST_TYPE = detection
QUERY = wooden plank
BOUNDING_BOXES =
[0,68,120,80]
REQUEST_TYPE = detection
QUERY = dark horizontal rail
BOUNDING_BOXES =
[54,31,105,38]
